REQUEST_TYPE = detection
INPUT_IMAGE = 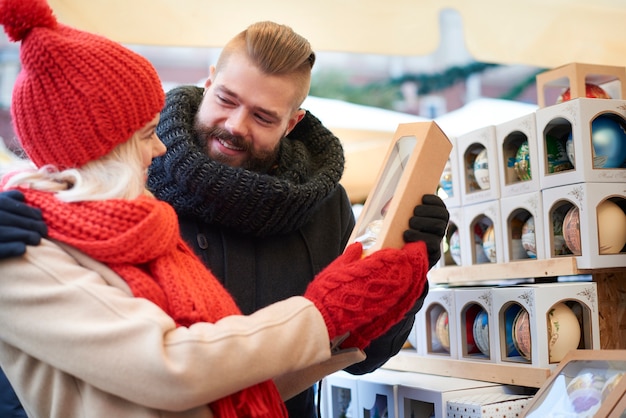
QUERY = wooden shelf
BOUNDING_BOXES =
[383,351,551,388]
[427,257,600,285]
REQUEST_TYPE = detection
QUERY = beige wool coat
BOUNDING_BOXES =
[0,238,365,417]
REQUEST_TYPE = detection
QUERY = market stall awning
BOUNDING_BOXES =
[47,0,626,68]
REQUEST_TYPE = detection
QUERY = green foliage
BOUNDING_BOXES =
[310,62,542,110]
[310,69,401,109]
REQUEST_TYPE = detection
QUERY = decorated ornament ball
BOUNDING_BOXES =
[472,309,490,356]
[435,310,450,352]
[563,206,582,256]
[545,134,574,173]
[547,302,581,363]
[566,372,606,415]
[473,148,490,190]
[448,229,462,265]
[521,216,537,258]
[439,159,453,198]
[504,306,522,357]
[481,225,497,263]
[597,199,626,254]
[510,217,529,259]
[464,305,482,355]
[591,115,626,169]
[552,209,570,255]
[512,308,531,360]
[514,140,531,181]
[556,83,611,103]
[566,134,575,167]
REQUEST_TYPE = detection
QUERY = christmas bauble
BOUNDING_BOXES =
[448,229,462,265]
[591,115,626,168]
[473,149,490,190]
[545,134,574,173]
[563,206,582,255]
[435,310,450,353]
[472,309,490,357]
[514,140,531,181]
[547,302,581,363]
[521,216,537,258]
[512,308,531,360]
[597,199,626,254]
[481,225,497,263]
[504,306,522,357]
[556,83,611,103]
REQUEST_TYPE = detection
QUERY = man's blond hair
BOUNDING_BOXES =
[216,21,315,109]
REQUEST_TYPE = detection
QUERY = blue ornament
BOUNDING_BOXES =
[591,115,626,168]
[504,306,522,357]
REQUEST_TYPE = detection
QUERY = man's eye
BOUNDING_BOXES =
[256,115,272,125]
[217,95,234,106]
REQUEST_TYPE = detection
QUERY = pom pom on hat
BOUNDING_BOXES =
[0,0,165,169]
[0,0,57,41]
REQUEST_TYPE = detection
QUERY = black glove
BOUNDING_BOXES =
[403,194,449,269]
[0,190,48,259]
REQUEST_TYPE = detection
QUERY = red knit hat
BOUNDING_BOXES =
[0,0,165,169]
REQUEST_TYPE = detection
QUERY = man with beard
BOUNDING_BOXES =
[0,21,449,417]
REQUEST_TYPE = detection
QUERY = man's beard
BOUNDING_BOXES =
[194,122,279,173]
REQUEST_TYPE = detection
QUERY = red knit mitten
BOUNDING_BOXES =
[304,241,428,350]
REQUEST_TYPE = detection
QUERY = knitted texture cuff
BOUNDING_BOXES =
[304,241,428,350]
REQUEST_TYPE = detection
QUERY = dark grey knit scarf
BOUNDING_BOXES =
[147,86,345,237]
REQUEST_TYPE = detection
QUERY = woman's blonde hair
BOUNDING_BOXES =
[2,133,147,202]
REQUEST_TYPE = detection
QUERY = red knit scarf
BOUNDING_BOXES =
[22,189,288,418]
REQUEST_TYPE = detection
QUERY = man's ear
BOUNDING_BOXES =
[204,66,216,88]
[286,109,306,136]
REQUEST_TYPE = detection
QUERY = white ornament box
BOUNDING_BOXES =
[453,287,496,363]
[322,371,360,418]
[495,112,541,198]
[357,370,399,418]
[491,282,600,369]
[438,206,464,268]
[535,97,626,190]
[439,135,463,209]
[415,287,458,359]
[499,192,546,262]
[459,200,504,266]
[457,125,501,206]
[541,182,626,269]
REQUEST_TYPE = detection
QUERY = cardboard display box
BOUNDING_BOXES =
[349,121,452,256]
[523,350,626,418]
[535,63,626,108]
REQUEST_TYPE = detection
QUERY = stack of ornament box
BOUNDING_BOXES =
[416,63,625,372]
